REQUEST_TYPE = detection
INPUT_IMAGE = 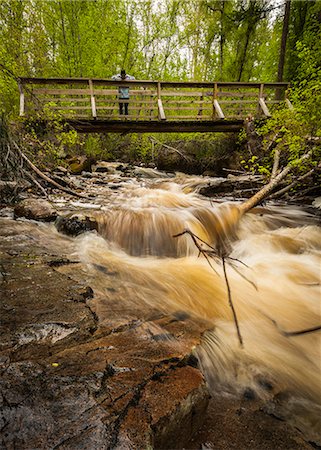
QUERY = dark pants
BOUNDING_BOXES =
[119,101,129,115]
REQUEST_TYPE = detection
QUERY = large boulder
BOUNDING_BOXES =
[14,198,57,222]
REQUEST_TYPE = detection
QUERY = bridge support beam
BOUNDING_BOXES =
[66,119,244,133]
[18,82,25,116]
[88,79,97,119]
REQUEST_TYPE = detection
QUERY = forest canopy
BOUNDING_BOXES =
[0,0,321,117]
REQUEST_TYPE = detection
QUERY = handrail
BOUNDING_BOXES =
[19,77,290,89]
[18,77,292,122]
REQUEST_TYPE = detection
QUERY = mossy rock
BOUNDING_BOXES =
[69,157,96,175]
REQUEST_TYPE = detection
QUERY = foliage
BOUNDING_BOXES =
[242,104,321,181]
[0,0,292,117]
[21,111,84,168]
[0,0,320,178]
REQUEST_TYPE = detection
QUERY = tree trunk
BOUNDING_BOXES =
[277,0,291,83]
[219,1,225,80]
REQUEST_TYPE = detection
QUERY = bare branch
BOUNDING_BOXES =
[13,141,89,199]
[174,229,244,346]
[271,148,281,179]
[265,314,321,337]
[150,136,192,162]
[270,162,321,199]
[222,257,243,347]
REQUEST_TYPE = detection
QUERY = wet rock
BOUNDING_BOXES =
[203,170,217,177]
[50,174,73,188]
[14,198,57,221]
[68,156,96,174]
[109,184,121,190]
[0,207,14,218]
[116,366,210,450]
[81,285,94,300]
[81,171,94,178]
[243,387,256,400]
[18,323,78,345]
[190,394,312,450]
[55,214,98,236]
[47,257,80,267]
[53,166,68,174]
[199,174,264,198]
[94,162,115,173]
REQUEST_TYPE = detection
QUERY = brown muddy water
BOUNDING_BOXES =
[12,165,321,444]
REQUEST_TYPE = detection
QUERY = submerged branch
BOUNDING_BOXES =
[174,229,244,346]
[222,257,243,347]
[265,314,321,337]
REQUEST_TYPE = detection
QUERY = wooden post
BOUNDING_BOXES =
[213,99,225,119]
[157,81,166,120]
[285,87,294,110]
[88,79,97,119]
[285,98,294,110]
[18,82,25,116]
[257,83,264,116]
[258,83,271,117]
[212,83,218,119]
[213,82,224,119]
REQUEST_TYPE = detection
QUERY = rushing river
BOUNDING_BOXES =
[29,165,321,443]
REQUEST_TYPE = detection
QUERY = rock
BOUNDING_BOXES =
[203,170,217,177]
[14,198,57,222]
[190,394,312,450]
[0,207,14,219]
[55,214,98,236]
[81,171,94,178]
[68,156,96,174]
[53,166,68,174]
[117,366,210,449]
[50,174,73,188]
[199,174,264,198]
[94,162,114,173]
[312,197,321,209]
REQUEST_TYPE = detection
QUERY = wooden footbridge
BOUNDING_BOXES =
[18,78,292,133]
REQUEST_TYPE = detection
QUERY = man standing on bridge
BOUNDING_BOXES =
[112,69,135,116]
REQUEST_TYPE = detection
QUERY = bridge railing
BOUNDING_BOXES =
[18,78,292,121]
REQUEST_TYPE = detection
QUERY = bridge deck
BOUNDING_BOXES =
[67,119,244,133]
[18,78,291,133]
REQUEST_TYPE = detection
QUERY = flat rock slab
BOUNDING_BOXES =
[0,218,209,449]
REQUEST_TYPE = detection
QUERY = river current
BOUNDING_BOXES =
[34,165,321,444]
